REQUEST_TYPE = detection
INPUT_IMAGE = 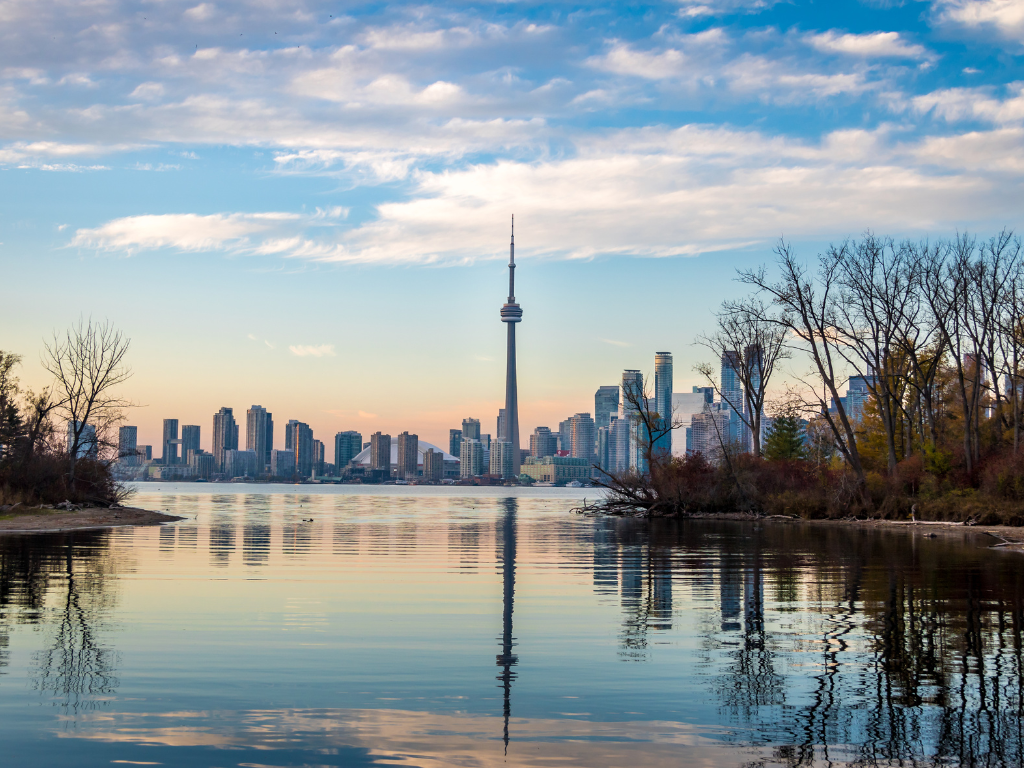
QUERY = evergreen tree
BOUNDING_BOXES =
[762,414,807,461]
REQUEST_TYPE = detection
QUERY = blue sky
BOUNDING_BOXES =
[2,0,1023,456]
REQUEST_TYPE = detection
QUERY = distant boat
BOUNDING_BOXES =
[567,480,584,488]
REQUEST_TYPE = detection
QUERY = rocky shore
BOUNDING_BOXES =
[0,503,182,534]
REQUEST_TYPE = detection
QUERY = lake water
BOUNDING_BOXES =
[1,483,1022,767]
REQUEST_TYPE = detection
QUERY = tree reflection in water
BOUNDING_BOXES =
[594,518,1024,766]
[0,531,120,720]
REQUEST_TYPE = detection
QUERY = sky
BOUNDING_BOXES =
[2,0,1023,460]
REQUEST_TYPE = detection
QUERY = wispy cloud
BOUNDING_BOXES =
[600,338,631,347]
[807,31,930,59]
[289,344,336,357]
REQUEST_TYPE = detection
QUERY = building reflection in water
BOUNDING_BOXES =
[495,497,518,753]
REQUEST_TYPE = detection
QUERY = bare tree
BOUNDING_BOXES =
[695,297,789,458]
[738,240,869,503]
[830,235,922,475]
[43,319,132,480]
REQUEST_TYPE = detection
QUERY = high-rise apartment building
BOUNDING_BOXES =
[653,352,673,457]
[397,432,418,479]
[212,407,239,472]
[620,369,643,417]
[460,438,484,477]
[558,419,572,453]
[568,413,596,464]
[271,449,295,477]
[162,419,179,465]
[188,450,215,480]
[721,351,743,412]
[224,449,259,478]
[137,445,153,462]
[118,426,138,465]
[497,408,507,442]
[334,431,362,469]
[312,439,325,476]
[284,419,299,450]
[68,421,98,459]
[370,432,391,473]
[594,385,619,435]
[597,425,610,471]
[423,448,444,481]
[609,417,631,473]
[489,440,515,479]
[246,406,273,472]
[287,422,314,478]
[462,418,481,441]
[529,426,557,458]
[181,425,200,462]
[449,429,463,458]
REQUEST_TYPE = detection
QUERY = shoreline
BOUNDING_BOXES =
[0,505,183,535]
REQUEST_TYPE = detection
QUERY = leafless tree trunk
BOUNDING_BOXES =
[695,298,790,458]
[738,240,869,504]
[43,319,133,481]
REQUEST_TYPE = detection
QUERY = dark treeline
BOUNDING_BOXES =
[0,318,131,507]
[596,230,1024,521]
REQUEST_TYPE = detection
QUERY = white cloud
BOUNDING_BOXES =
[807,31,930,59]
[71,212,300,254]
[290,344,336,357]
[934,0,1024,41]
[589,44,689,79]
[912,83,1024,124]
[131,82,166,100]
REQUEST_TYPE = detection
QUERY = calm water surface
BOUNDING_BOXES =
[1,483,1022,767]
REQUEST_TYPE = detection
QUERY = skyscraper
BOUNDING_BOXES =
[423,448,444,481]
[721,351,743,412]
[213,407,239,472]
[271,449,295,477]
[162,418,179,465]
[181,425,200,463]
[397,431,418,479]
[529,426,557,458]
[449,428,463,458]
[246,406,273,472]
[460,438,484,477]
[653,352,673,457]
[118,426,138,465]
[370,432,391,474]
[312,438,325,476]
[500,216,523,476]
[335,431,362,469]
[288,421,314,478]
[620,370,645,472]
[497,408,507,442]
[462,418,481,441]
[284,419,299,450]
[568,413,596,464]
[490,440,515,479]
[594,385,619,435]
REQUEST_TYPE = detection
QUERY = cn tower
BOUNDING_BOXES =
[500,216,523,476]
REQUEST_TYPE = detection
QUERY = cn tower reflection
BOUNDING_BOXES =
[495,497,518,753]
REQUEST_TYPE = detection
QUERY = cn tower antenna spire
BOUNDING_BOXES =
[500,215,523,477]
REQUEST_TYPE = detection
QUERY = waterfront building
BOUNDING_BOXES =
[162,419,179,465]
[490,440,515,479]
[529,426,557,458]
[558,419,571,453]
[568,413,596,464]
[423,448,444,481]
[594,385,619,436]
[271,448,296,477]
[521,456,591,484]
[246,406,274,472]
[118,426,138,465]
[497,408,507,441]
[671,388,714,457]
[287,422,314,478]
[224,449,259,478]
[460,438,484,477]
[620,370,645,472]
[68,421,98,459]
[397,432,419,479]
[690,404,733,458]
[313,439,325,476]
[449,428,463,458]
[334,431,362,469]
[213,408,239,472]
[500,216,523,476]
[462,418,481,441]
[653,352,673,457]
[181,425,200,462]
[721,351,743,412]
[370,432,391,473]
[609,416,631,473]
[137,445,153,463]
[284,419,299,450]
[597,425,610,471]
[351,440,459,479]
[188,450,215,480]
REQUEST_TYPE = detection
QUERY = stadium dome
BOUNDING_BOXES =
[352,439,458,467]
